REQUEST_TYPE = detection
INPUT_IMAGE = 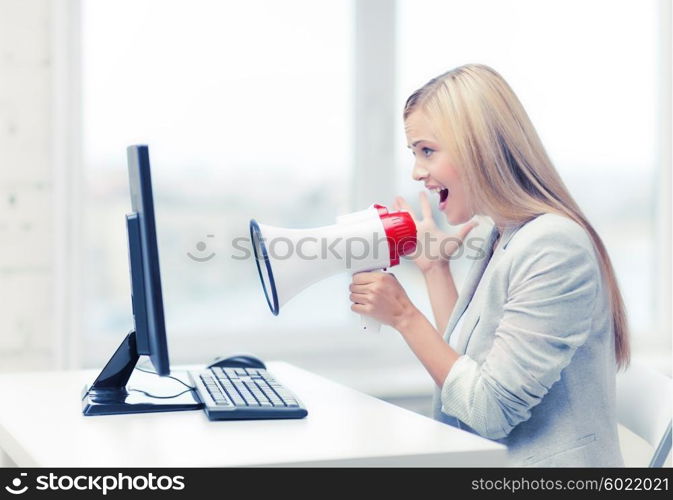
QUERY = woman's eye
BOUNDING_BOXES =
[422,147,434,157]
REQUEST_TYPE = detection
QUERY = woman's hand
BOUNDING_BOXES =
[350,271,462,388]
[349,271,421,331]
[393,192,479,274]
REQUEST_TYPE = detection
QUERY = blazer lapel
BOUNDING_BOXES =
[445,219,528,353]
[443,224,499,343]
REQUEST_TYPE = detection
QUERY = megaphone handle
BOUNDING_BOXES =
[356,267,387,333]
[361,314,382,333]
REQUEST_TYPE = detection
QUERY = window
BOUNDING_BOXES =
[395,0,663,353]
[77,0,668,392]
[81,0,359,369]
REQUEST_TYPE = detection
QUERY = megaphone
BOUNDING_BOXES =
[249,204,417,332]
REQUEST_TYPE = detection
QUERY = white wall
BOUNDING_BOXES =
[0,0,55,371]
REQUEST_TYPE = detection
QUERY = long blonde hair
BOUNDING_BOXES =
[404,64,630,370]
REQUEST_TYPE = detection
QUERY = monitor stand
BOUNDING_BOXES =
[81,331,203,416]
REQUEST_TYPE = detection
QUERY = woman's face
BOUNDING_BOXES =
[404,110,473,225]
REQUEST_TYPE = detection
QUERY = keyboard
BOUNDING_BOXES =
[188,367,308,420]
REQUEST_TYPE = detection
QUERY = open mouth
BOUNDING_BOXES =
[427,185,450,207]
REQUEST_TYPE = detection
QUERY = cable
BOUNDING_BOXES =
[134,364,196,391]
[128,388,194,399]
[127,364,195,399]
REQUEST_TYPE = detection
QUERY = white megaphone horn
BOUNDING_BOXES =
[249,204,417,333]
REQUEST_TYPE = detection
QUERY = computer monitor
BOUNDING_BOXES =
[82,145,202,416]
[127,144,169,374]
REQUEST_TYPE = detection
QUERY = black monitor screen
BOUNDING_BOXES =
[126,145,170,375]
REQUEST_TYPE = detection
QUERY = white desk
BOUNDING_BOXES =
[0,362,507,467]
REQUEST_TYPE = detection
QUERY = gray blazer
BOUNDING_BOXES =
[432,213,624,467]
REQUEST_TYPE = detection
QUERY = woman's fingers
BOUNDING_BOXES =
[394,196,418,223]
[349,292,370,304]
[349,283,369,293]
[352,271,381,285]
[394,192,435,225]
[350,303,371,313]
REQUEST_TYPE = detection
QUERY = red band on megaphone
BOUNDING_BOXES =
[373,204,417,266]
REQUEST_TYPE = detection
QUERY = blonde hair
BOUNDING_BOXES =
[405,64,630,370]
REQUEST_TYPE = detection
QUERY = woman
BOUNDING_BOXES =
[349,64,629,467]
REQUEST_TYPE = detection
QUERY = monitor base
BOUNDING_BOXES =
[81,331,203,416]
[82,385,203,416]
